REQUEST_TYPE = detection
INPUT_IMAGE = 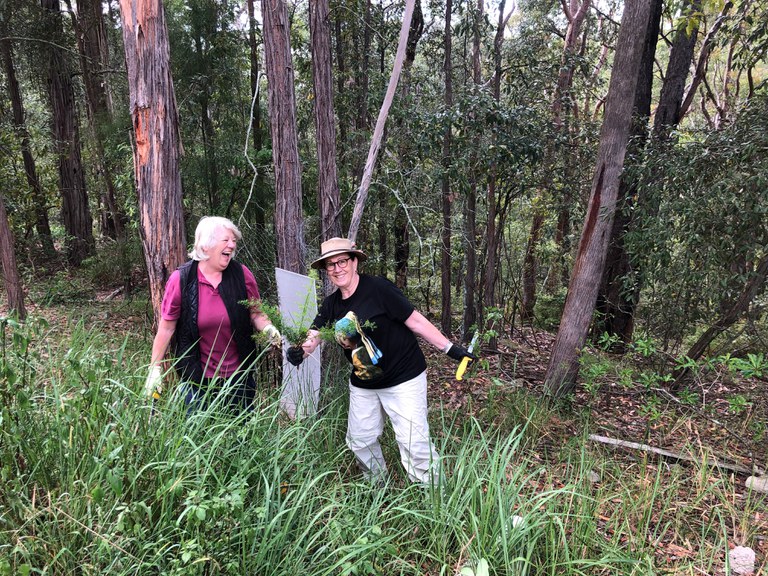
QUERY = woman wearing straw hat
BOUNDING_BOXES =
[286,237,476,485]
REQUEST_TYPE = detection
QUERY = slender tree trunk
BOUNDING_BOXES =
[678,0,733,122]
[247,0,263,153]
[654,0,703,138]
[681,253,768,368]
[0,194,26,320]
[246,0,267,230]
[43,0,94,267]
[333,12,347,165]
[68,0,126,244]
[440,0,454,334]
[544,0,652,396]
[461,0,483,339]
[347,0,416,242]
[480,0,512,346]
[0,29,54,256]
[119,0,187,322]
[262,0,305,273]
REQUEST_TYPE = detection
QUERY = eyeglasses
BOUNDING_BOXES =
[325,257,351,271]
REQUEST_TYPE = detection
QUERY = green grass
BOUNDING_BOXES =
[1,316,765,575]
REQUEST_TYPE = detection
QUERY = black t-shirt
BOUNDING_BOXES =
[312,274,427,389]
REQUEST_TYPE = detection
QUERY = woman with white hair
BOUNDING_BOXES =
[144,216,281,412]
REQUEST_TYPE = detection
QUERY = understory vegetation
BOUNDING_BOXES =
[1,297,766,576]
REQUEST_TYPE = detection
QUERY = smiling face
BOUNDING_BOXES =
[204,226,238,272]
[324,253,359,295]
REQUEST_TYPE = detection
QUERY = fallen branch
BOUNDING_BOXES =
[588,434,764,476]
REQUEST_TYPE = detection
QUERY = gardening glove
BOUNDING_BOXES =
[286,345,305,367]
[262,324,282,348]
[144,365,163,400]
[446,343,478,364]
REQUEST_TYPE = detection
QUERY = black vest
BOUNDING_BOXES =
[174,260,257,383]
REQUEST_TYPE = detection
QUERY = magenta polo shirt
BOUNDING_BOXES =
[161,264,260,378]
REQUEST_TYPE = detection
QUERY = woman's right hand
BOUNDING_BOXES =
[144,365,163,399]
[286,346,305,367]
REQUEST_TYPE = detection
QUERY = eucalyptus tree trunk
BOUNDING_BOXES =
[119,0,187,323]
[0,194,26,320]
[262,0,305,274]
[245,0,268,230]
[69,0,125,242]
[0,29,54,256]
[654,0,703,138]
[461,0,483,339]
[310,0,341,296]
[440,0,454,334]
[42,0,94,267]
[480,0,513,346]
[333,14,347,167]
[545,0,652,397]
[596,0,702,345]
[393,0,423,290]
[309,0,341,242]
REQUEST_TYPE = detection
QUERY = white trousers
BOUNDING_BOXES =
[346,371,440,484]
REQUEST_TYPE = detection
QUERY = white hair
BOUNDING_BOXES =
[188,216,242,261]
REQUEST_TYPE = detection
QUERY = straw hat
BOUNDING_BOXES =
[310,237,368,269]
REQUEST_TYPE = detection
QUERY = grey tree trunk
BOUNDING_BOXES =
[262,0,305,274]
[70,0,126,246]
[43,0,94,267]
[544,0,653,396]
[0,28,54,255]
[440,0,454,334]
[0,194,26,320]
[119,0,187,323]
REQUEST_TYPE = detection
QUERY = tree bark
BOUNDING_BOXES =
[309,0,342,243]
[119,0,187,323]
[654,0,703,138]
[310,0,341,296]
[545,0,652,397]
[43,0,94,267]
[480,0,513,345]
[440,0,454,334]
[0,194,26,320]
[0,27,54,256]
[262,0,305,274]
[68,0,126,243]
[462,0,483,339]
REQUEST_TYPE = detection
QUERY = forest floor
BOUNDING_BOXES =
[3,289,768,573]
[425,326,768,572]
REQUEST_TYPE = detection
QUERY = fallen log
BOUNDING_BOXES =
[588,434,764,476]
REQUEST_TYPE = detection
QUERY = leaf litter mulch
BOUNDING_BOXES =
[425,326,768,575]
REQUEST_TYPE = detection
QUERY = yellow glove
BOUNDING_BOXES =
[262,324,282,348]
[144,365,163,399]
